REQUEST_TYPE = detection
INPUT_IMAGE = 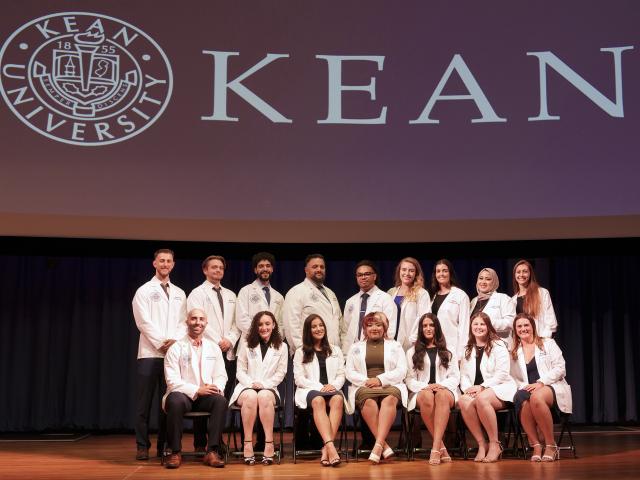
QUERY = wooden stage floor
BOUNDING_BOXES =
[0,428,639,480]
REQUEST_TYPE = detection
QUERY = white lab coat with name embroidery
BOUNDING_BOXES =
[342,286,398,355]
[236,280,285,355]
[389,287,431,351]
[511,338,572,413]
[511,287,558,338]
[293,344,351,412]
[429,286,470,360]
[187,281,240,360]
[283,278,343,353]
[132,277,187,359]
[162,336,228,410]
[459,340,517,402]
[345,339,408,412]
[470,292,516,348]
[229,339,289,405]
[405,347,460,409]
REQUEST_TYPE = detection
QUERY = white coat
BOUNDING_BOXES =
[405,347,460,410]
[342,286,398,355]
[459,341,517,402]
[132,277,187,359]
[282,278,343,353]
[187,281,240,360]
[470,292,516,348]
[229,339,289,406]
[511,338,572,414]
[425,286,470,360]
[345,339,408,413]
[293,344,351,413]
[512,287,558,338]
[162,336,228,410]
[236,280,284,355]
[388,287,431,351]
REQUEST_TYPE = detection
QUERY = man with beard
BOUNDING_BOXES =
[132,249,187,460]
[163,308,229,469]
[236,252,285,350]
[282,254,344,353]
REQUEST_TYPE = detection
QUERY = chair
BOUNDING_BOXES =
[226,382,286,464]
[556,412,577,458]
[462,405,525,459]
[161,411,218,465]
[408,407,467,461]
[292,403,349,463]
[351,403,410,461]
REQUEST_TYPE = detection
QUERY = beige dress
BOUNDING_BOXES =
[355,338,402,409]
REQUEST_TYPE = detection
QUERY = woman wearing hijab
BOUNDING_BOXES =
[469,268,516,348]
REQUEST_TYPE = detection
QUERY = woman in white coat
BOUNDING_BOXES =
[346,312,408,464]
[405,313,460,465]
[428,259,470,359]
[293,314,348,466]
[388,257,431,350]
[511,313,572,462]
[230,311,288,465]
[512,260,558,338]
[469,268,516,348]
[459,312,517,463]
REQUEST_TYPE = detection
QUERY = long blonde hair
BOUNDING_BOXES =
[393,257,424,302]
[511,313,545,360]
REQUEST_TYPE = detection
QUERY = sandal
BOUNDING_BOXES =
[473,441,488,462]
[482,441,503,463]
[320,445,329,467]
[325,440,341,467]
[243,440,255,466]
[262,440,274,465]
[542,444,559,462]
[382,443,395,459]
[530,443,542,462]
[369,442,383,464]
[439,447,452,463]
[428,449,441,465]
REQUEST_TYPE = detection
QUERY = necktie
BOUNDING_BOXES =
[161,283,170,298]
[357,292,369,340]
[213,286,224,316]
[263,286,271,306]
[317,285,330,301]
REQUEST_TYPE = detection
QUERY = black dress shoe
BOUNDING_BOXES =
[136,448,149,460]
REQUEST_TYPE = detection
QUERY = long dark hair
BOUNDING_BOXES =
[464,311,502,360]
[429,258,461,296]
[301,314,332,363]
[412,313,451,370]
[246,311,283,350]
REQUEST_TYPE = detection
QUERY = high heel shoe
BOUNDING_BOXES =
[320,445,329,467]
[542,444,559,462]
[428,449,441,465]
[243,440,255,465]
[482,441,503,463]
[369,442,383,464]
[262,441,274,465]
[382,443,395,459]
[530,443,542,462]
[324,440,341,467]
[439,447,452,463]
[473,442,488,462]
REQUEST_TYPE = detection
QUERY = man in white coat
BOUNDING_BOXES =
[163,308,229,469]
[236,252,285,350]
[341,260,397,355]
[187,255,240,399]
[283,254,344,354]
[132,249,187,460]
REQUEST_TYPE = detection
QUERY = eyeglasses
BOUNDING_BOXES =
[356,272,375,278]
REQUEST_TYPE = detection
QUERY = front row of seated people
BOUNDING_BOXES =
[162,308,570,468]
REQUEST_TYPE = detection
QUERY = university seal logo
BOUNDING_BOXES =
[0,12,173,146]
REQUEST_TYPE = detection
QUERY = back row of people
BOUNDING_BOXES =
[131,249,559,464]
